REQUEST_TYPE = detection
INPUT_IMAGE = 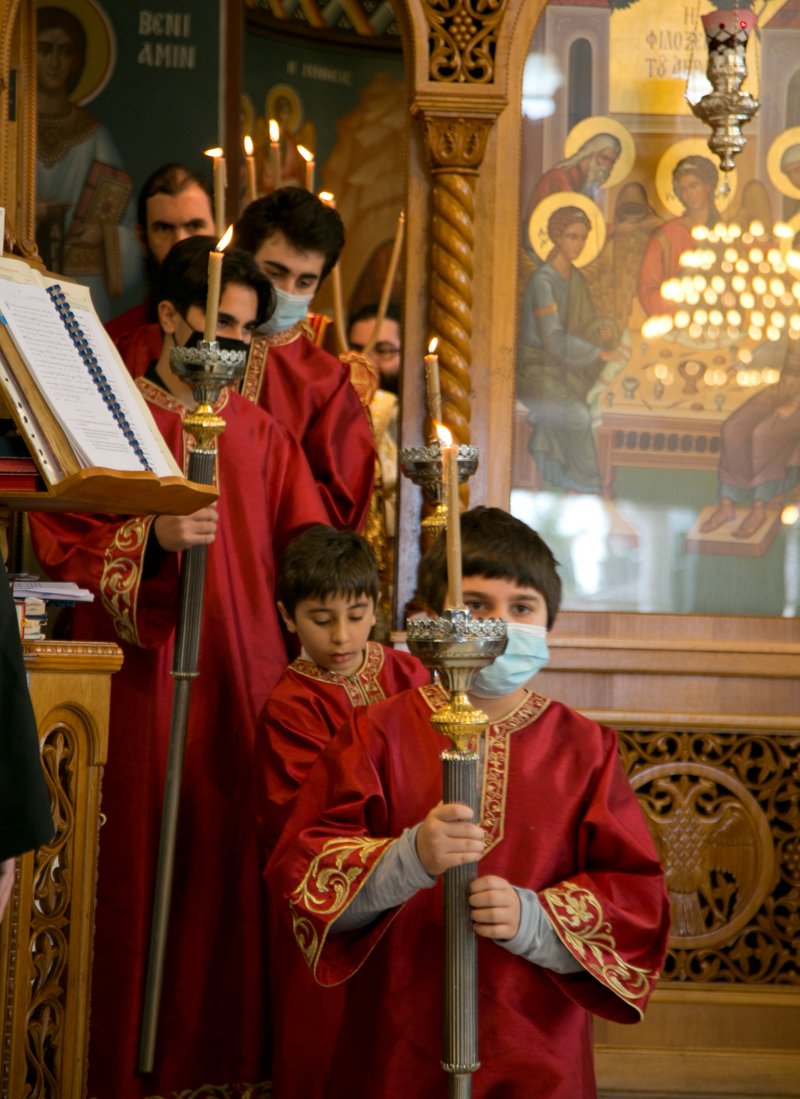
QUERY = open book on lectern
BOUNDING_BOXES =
[0,256,215,514]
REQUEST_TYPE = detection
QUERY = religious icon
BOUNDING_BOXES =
[517,194,631,495]
[256,83,317,193]
[767,126,800,220]
[527,116,635,219]
[35,0,139,320]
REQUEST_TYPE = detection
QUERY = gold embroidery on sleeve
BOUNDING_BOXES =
[242,325,305,405]
[100,516,154,646]
[290,835,394,973]
[540,881,656,1017]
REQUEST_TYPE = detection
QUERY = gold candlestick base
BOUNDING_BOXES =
[400,441,478,538]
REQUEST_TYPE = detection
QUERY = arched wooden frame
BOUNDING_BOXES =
[391,0,550,620]
[0,0,37,251]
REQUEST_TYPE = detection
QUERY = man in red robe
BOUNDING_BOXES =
[526,133,621,219]
[29,238,329,1099]
[638,155,720,316]
[268,508,669,1098]
[116,187,375,531]
[255,524,428,1098]
[106,162,215,348]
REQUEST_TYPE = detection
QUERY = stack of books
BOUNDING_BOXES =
[10,576,94,641]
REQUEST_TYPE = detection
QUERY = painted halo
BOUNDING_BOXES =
[266,84,303,134]
[655,138,738,217]
[36,0,116,106]
[767,127,800,200]
[563,115,635,191]
[528,192,606,269]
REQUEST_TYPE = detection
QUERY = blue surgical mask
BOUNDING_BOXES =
[471,622,549,699]
[259,285,313,334]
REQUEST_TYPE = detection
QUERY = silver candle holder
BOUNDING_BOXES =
[399,440,479,538]
[407,608,507,1098]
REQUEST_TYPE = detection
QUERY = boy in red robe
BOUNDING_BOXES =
[255,523,427,1097]
[268,507,669,1099]
[113,187,375,531]
[29,237,329,1099]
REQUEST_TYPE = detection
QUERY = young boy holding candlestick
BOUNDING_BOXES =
[254,523,427,1098]
[29,236,330,1099]
[267,507,669,1099]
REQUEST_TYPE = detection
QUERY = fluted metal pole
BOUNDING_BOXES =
[442,748,480,1097]
[138,445,215,1073]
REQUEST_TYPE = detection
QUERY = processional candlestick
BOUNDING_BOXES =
[138,336,247,1073]
[406,439,507,1098]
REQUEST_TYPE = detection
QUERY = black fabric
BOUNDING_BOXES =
[144,358,169,393]
[0,555,54,860]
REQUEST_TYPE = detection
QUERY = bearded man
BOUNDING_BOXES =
[105,163,215,348]
[529,134,621,213]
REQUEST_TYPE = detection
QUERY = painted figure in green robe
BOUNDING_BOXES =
[518,206,623,493]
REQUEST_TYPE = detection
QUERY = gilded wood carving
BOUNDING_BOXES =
[424,0,510,84]
[619,727,800,984]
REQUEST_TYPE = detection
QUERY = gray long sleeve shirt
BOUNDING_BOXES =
[331,824,583,975]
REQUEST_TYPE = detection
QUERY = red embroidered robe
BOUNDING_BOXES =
[110,314,374,531]
[254,640,428,1099]
[29,380,329,1099]
[268,685,669,1099]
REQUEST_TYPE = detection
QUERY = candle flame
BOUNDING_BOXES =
[297,145,313,162]
[244,135,254,155]
[204,147,223,158]
[217,225,233,251]
[428,337,438,354]
[435,422,452,446]
[269,119,280,142]
[318,191,335,207]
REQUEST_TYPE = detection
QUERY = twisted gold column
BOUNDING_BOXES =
[431,171,475,449]
[415,111,494,505]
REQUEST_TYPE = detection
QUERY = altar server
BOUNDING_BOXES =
[114,186,375,531]
[255,523,427,1097]
[29,237,329,1099]
[268,507,669,1099]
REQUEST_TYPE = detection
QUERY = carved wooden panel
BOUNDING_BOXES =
[0,642,120,1099]
[424,0,510,83]
[619,728,800,985]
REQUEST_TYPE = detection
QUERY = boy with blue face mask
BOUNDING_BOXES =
[231,186,377,532]
[267,507,669,1099]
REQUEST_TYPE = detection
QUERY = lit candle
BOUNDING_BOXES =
[244,135,257,203]
[437,422,462,609]
[204,148,226,238]
[297,145,315,193]
[269,119,281,190]
[425,336,442,430]
[319,193,348,353]
[204,225,233,343]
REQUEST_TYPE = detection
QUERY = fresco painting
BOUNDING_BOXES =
[514,0,800,617]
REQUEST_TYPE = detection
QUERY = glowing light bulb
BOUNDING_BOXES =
[790,313,800,331]
[775,222,794,239]
[767,326,781,341]
[732,275,746,293]
[782,505,800,525]
[735,259,749,274]
[749,325,763,341]
[709,309,724,326]
[764,294,777,309]
[704,288,718,305]
[689,323,703,339]
[691,225,709,240]
[740,291,755,309]
[674,310,690,328]
[749,248,764,263]
[751,310,766,327]
[711,275,726,293]
[726,309,742,326]
[655,364,669,380]
[750,220,765,236]
[763,369,781,384]
[753,276,767,295]
[686,289,701,305]
[724,247,738,263]
[738,349,752,364]
[693,309,709,325]
[771,311,786,328]
[693,275,707,291]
